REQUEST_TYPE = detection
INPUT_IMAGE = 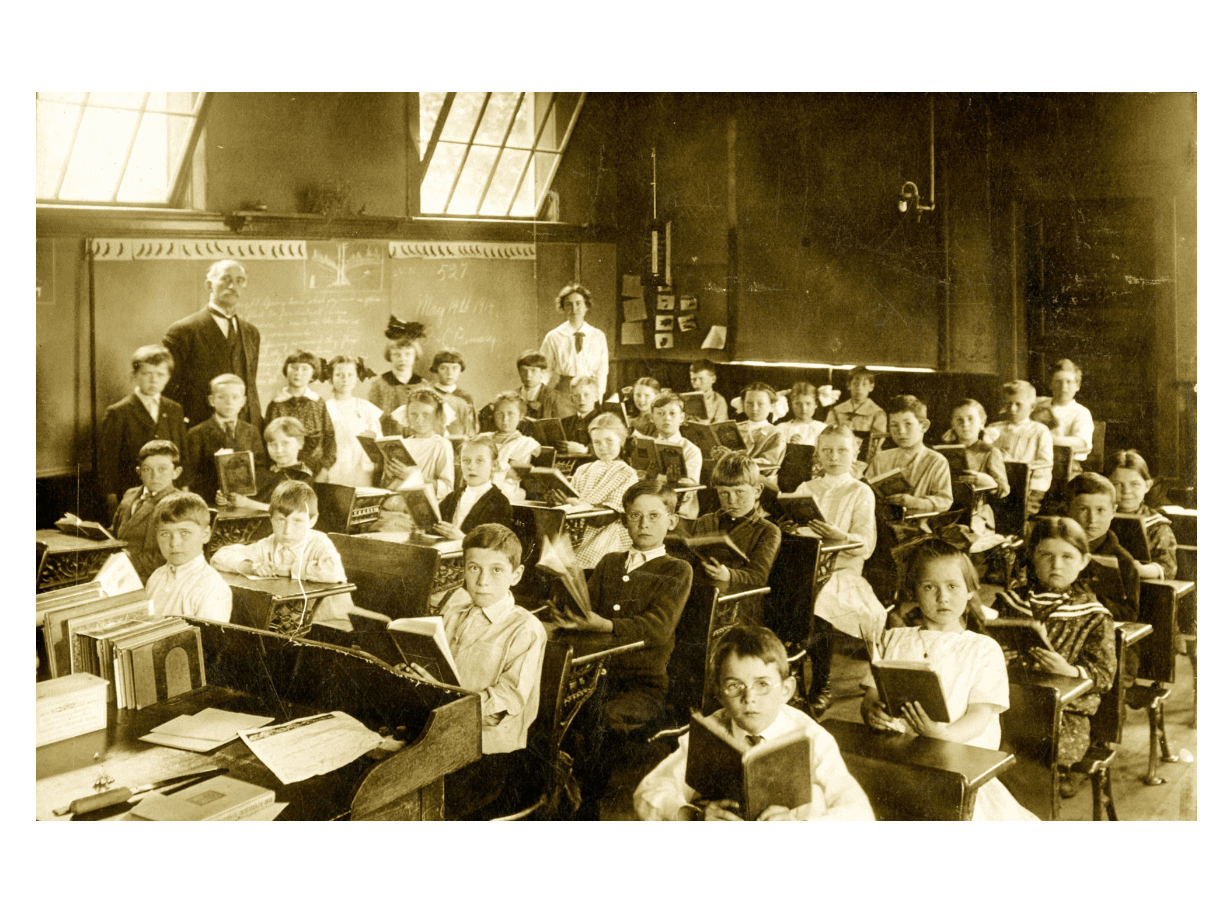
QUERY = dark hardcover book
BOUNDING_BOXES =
[668,531,749,566]
[684,711,813,820]
[713,420,747,452]
[656,442,686,484]
[629,436,658,475]
[933,444,970,478]
[681,421,718,455]
[388,485,441,531]
[527,418,567,449]
[129,624,207,710]
[778,442,816,495]
[386,617,461,687]
[356,433,417,468]
[1053,444,1075,481]
[511,465,581,501]
[598,401,629,426]
[866,467,913,500]
[54,513,116,542]
[530,446,558,469]
[681,391,708,421]
[983,618,1055,655]
[1109,514,1152,563]
[776,492,826,526]
[215,450,258,497]
[869,659,951,722]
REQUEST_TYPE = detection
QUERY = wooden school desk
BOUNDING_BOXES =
[36,530,126,593]
[821,718,1017,821]
[36,620,481,821]
[219,571,357,636]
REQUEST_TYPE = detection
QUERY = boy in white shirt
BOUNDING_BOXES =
[145,491,232,623]
[1040,358,1094,473]
[635,391,703,519]
[987,380,1054,516]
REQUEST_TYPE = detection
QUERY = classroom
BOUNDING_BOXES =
[34,92,1197,822]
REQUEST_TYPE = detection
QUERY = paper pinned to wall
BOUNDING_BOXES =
[701,325,727,350]
[623,298,648,322]
[621,274,643,297]
[621,321,645,345]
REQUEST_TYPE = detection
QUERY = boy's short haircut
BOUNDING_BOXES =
[209,373,246,395]
[1065,471,1117,505]
[710,625,789,688]
[570,374,600,395]
[848,366,876,385]
[516,349,549,370]
[555,282,592,311]
[265,416,307,442]
[952,398,987,422]
[741,381,777,402]
[885,394,928,421]
[138,439,181,467]
[132,344,174,373]
[788,381,818,403]
[1108,448,1154,481]
[155,491,212,529]
[462,523,523,568]
[690,359,718,377]
[431,348,466,373]
[1051,357,1083,384]
[492,390,529,417]
[652,391,684,411]
[460,435,500,462]
[282,349,321,380]
[633,376,662,393]
[588,410,629,443]
[269,479,318,517]
[1027,515,1091,557]
[1001,379,1036,400]
[622,478,679,514]
[710,452,762,487]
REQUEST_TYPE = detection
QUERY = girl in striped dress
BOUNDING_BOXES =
[1107,449,1177,580]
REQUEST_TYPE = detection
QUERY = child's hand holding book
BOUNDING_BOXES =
[1028,647,1079,677]
[548,603,613,634]
[432,521,465,541]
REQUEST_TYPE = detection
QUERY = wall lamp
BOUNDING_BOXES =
[897,97,937,219]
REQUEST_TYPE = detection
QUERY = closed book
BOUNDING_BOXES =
[215,450,258,497]
[43,589,149,679]
[668,531,749,567]
[128,624,206,710]
[527,417,567,449]
[933,444,969,478]
[776,492,826,527]
[386,616,461,687]
[36,673,109,747]
[108,618,189,708]
[680,391,707,421]
[984,618,1054,655]
[393,485,441,531]
[684,711,813,820]
[511,465,581,501]
[777,443,816,496]
[131,775,275,821]
[866,467,913,499]
[628,436,658,475]
[869,659,951,722]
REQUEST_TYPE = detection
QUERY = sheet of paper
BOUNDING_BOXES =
[95,552,143,597]
[147,708,276,743]
[701,325,728,350]
[621,321,645,345]
[239,712,384,784]
[621,274,642,297]
[623,297,647,322]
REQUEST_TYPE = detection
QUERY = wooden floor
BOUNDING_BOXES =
[601,639,1198,821]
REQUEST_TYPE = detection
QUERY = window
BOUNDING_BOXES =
[418,92,584,218]
[36,92,207,205]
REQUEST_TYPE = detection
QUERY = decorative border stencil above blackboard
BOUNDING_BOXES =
[90,239,306,261]
[388,242,536,260]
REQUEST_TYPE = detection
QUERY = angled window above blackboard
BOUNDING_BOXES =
[418,92,584,219]
[36,92,209,207]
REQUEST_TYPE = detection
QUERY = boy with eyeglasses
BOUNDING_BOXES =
[634,625,873,820]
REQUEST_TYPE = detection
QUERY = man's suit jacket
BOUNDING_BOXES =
[112,484,181,583]
[163,308,262,428]
[438,485,513,534]
[183,417,268,500]
[97,393,187,500]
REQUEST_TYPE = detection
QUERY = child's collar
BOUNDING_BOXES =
[273,388,320,403]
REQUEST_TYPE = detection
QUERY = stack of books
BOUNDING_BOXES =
[74,612,207,710]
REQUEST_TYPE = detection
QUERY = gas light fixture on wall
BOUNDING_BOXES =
[898,96,937,220]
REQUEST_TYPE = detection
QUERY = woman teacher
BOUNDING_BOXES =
[540,282,609,403]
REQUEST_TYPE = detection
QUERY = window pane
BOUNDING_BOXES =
[473,93,521,145]
[35,101,83,199]
[118,113,192,203]
[420,141,467,213]
[145,92,198,115]
[86,92,148,110]
[479,147,529,216]
[38,92,86,105]
[506,96,535,148]
[447,144,500,215]
[508,158,537,217]
[438,92,487,142]
[420,91,446,147]
[532,150,559,205]
[58,106,139,201]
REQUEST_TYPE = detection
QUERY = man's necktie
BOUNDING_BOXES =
[132,491,150,516]
[574,331,585,353]
[746,734,764,747]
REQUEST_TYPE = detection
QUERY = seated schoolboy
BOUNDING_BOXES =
[550,479,694,819]
[111,439,185,583]
[224,416,315,511]
[688,359,728,424]
[145,491,232,623]
[265,349,336,476]
[987,379,1053,517]
[434,437,514,540]
[98,344,187,517]
[407,523,547,817]
[691,453,781,623]
[210,479,355,624]
[480,391,542,500]
[634,625,874,820]
[864,395,953,515]
[717,383,786,482]
[183,373,267,501]
[427,348,478,438]
[636,391,703,520]
[825,366,887,437]
[1066,472,1139,622]
[559,375,603,454]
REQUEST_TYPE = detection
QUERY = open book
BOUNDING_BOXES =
[682,420,746,457]
[511,465,581,502]
[984,617,1054,655]
[680,391,708,421]
[668,530,749,566]
[684,710,813,820]
[386,616,462,686]
[526,417,567,450]
[536,530,593,624]
[865,467,913,499]
[54,513,117,542]
[356,432,419,467]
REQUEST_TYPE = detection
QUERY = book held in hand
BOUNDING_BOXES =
[386,616,462,686]
[866,467,913,500]
[776,491,826,527]
[668,530,749,567]
[527,417,567,449]
[777,442,816,496]
[356,432,419,468]
[680,391,708,421]
[215,449,258,497]
[385,485,441,532]
[684,710,813,820]
[869,658,951,722]
[984,617,1055,655]
[511,465,581,502]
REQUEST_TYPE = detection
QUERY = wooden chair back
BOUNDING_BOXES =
[1088,420,1106,474]
[664,584,720,718]
[999,680,1066,820]
[329,533,439,620]
[991,461,1030,539]
[314,482,357,534]
[1109,514,1151,563]
[763,534,822,647]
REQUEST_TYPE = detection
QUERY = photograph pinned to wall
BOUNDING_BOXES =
[621,322,646,346]
[678,314,698,333]
[654,315,674,331]
[654,332,674,350]
[656,293,676,311]
[679,294,698,312]
[624,298,648,322]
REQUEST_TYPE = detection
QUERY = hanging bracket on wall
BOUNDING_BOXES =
[646,146,671,285]
[898,97,937,220]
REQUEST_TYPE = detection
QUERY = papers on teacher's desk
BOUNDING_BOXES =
[140,708,275,752]
[239,711,384,784]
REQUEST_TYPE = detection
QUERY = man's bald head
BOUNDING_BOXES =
[205,260,247,315]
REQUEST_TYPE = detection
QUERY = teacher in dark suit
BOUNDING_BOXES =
[163,259,262,428]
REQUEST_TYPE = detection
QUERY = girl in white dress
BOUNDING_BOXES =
[384,388,455,501]
[480,391,542,502]
[780,424,884,709]
[861,539,1037,820]
[323,356,384,487]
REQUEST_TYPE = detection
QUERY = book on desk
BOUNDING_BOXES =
[684,710,812,819]
[53,513,117,542]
